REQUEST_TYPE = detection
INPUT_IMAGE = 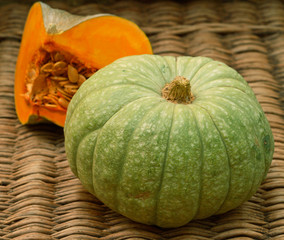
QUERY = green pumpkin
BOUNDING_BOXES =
[64,55,274,228]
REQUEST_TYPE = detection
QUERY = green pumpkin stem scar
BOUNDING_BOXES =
[162,76,194,104]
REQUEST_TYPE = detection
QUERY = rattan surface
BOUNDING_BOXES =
[0,0,284,239]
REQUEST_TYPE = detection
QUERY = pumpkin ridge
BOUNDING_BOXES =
[69,94,157,176]
[163,56,177,85]
[176,57,211,85]
[196,100,261,214]
[189,108,205,220]
[110,100,164,213]
[65,83,159,127]
[200,95,267,205]
[197,88,268,145]
[153,103,176,225]
[220,100,262,208]
[198,94,263,130]
[188,60,215,87]
[197,87,262,115]
[76,129,100,195]
[190,62,243,91]
[90,97,164,213]
[192,69,246,90]
[167,56,177,83]
[194,103,232,216]
[176,56,198,78]
[123,69,165,92]
[122,79,163,95]
[144,55,169,84]
[193,79,250,95]
[197,85,251,98]
[195,87,264,125]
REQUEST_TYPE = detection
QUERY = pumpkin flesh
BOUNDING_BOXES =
[15,2,152,127]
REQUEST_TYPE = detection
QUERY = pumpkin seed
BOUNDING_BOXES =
[40,62,53,73]
[50,76,68,81]
[64,83,78,89]
[62,95,72,102]
[58,80,71,87]
[48,87,57,95]
[78,74,86,86]
[68,64,79,83]
[52,61,67,76]
[27,68,37,82]
[52,69,66,76]
[65,88,77,94]
[53,52,65,62]
[31,74,48,98]
[43,95,58,105]
[25,48,97,109]
[44,103,57,108]
[54,61,67,69]
[58,97,69,109]
[57,87,73,99]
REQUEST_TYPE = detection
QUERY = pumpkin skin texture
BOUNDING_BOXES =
[15,2,152,127]
[64,55,274,228]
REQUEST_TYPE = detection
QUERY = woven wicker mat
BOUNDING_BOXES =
[1,0,284,239]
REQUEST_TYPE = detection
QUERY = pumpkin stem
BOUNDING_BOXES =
[162,76,194,104]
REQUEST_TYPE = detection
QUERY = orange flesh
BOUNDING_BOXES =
[15,2,153,127]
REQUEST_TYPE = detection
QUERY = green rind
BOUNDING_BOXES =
[76,130,99,195]
[92,96,163,214]
[115,101,175,225]
[65,84,157,175]
[64,54,274,228]
[189,105,230,220]
[154,105,203,227]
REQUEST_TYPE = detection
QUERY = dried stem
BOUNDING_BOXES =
[162,76,194,104]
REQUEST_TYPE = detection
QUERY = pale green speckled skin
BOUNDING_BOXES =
[64,55,274,228]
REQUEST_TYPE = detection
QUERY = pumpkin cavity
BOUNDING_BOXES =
[162,76,195,104]
[24,47,97,111]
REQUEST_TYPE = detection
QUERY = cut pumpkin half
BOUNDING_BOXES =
[15,1,152,127]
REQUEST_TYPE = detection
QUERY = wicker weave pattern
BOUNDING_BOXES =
[0,0,284,239]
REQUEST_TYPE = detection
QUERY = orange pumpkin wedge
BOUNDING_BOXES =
[15,2,152,127]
